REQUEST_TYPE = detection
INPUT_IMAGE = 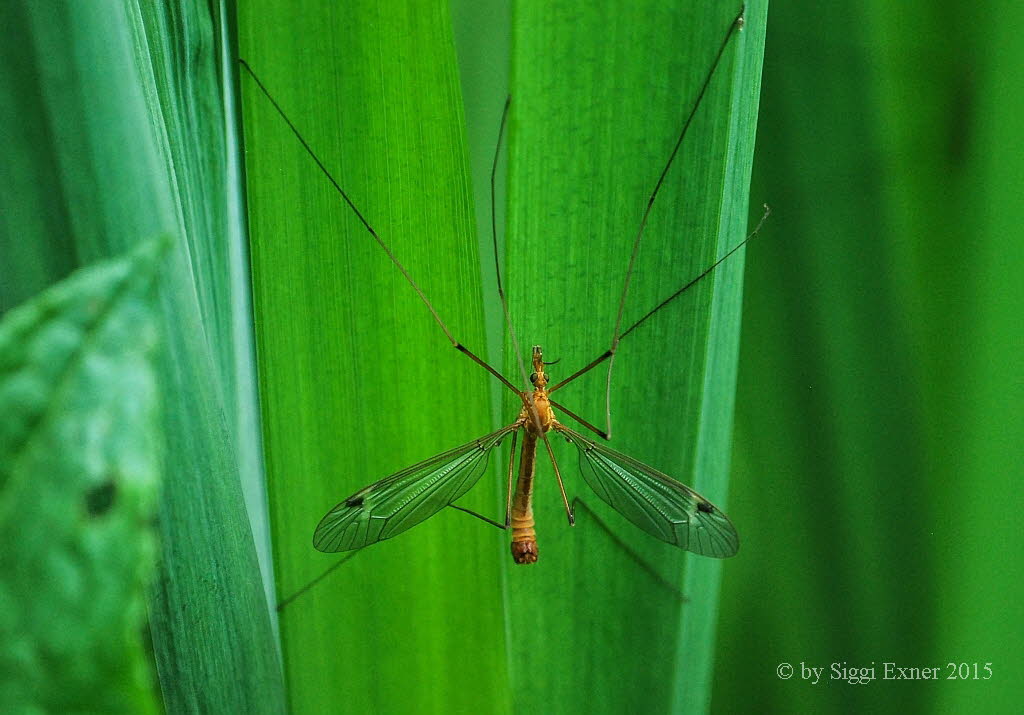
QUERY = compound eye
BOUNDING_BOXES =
[529,373,537,384]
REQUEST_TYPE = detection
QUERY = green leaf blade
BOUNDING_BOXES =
[239,1,509,712]
[1,1,286,711]
[505,2,766,712]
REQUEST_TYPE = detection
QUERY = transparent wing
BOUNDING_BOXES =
[313,424,518,553]
[556,424,738,557]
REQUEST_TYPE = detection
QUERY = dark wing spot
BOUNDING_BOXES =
[697,501,714,514]
[85,481,118,516]
[345,496,364,508]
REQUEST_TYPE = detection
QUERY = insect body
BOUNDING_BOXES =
[507,347,554,564]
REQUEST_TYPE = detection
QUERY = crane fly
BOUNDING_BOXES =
[311,342,739,562]
[242,5,759,568]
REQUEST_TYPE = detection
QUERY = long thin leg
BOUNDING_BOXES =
[454,344,522,394]
[620,204,771,342]
[447,504,508,530]
[540,433,574,525]
[489,98,533,390]
[565,205,769,436]
[571,497,686,603]
[550,204,769,396]
[548,400,608,440]
[546,349,612,394]
[276,552,358,611]
[239,60,521,396]
[484,102,550,454]
[546,7,748,440]
[504,427,519,527]
[608,9,747,361]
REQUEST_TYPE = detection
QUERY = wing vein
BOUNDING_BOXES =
[555,424,738,557]
[314,424,519,552]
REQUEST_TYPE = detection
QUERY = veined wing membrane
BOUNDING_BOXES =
[314,425,518,552]
[555,425,738,557]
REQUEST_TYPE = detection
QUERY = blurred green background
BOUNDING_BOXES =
[2,0,1021,713]
[718,2,1022,712]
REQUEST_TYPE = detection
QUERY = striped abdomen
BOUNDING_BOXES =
[510,431,539,564]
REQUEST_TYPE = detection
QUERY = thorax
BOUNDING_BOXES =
[520,388,556,435]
